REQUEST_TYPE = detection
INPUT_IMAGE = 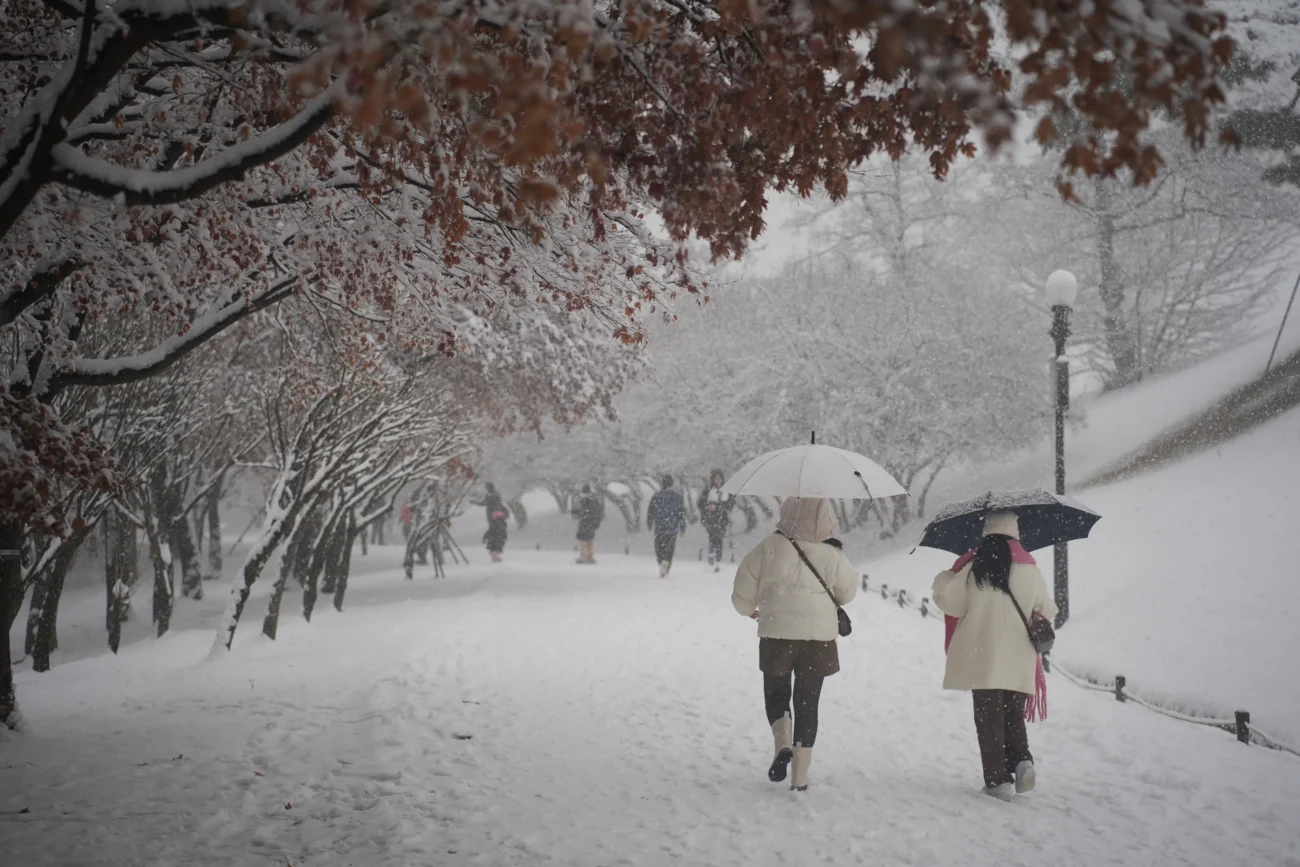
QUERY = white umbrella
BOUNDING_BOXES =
[720,437,908,500]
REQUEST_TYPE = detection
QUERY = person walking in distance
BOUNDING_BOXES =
[698,469,732,572]
[572,484,604,564]
[731,498,857,791]
[483,483,509,563]
[400,501,413,543]
[646,475,687,578]
[932,511,1057,801]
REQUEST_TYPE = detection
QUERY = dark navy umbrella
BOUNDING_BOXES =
[918,489,1101,555]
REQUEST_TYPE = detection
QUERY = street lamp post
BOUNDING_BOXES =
[1045,270,1078,629]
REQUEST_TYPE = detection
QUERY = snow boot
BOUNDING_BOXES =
[659,561,670,578]
[790,745,812,791]
[768,714,794,782]
[984,782,1015,802]
[1014,760,1036,794]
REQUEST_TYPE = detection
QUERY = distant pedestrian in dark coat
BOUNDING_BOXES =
[573,484,604,564]
[698,469,732,571]
[646,475,687,578]
[483,483,509,562]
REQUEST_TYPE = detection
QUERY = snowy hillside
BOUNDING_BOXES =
[860,369,1300,747]
[6,554,1299,867]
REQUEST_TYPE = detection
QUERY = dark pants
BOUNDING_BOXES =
[764,672,825,747]
[654,533,677,564]
[973,689,1032,788]
[706,528,725,563]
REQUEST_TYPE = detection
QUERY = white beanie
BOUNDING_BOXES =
[982,511,1020,539]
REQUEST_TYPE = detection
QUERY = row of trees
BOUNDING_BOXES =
[0,291,639,726]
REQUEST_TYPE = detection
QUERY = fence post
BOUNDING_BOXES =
[1236,711,1251,745]
[861,573,869,592]
[897,588,908,608]
[1115,675,1126,702]
[920,597,929,618]
[880,583,889,600]
[1041,653,1050,673]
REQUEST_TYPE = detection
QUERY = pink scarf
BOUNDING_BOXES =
[943,541,1047,722]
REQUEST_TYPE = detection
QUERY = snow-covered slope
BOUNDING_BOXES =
[6,554,1298,867]
[864,401,1300,747]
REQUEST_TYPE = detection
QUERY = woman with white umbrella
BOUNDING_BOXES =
[731,498,858,791]
[727,435,907,791]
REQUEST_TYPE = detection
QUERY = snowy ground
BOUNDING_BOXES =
[5,552,1300,867]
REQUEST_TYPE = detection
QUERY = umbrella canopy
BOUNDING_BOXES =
[918,489,1101,555]
[720,444,908,501]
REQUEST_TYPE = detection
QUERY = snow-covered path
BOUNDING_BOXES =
[5,553,1299,867]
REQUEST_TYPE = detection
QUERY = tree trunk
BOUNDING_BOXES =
[215,510,299,653]
[261,534,300,641]
[24,573,47,657]
[1095,179,1141,388]
[144,511,174,638]
[333,519,358,613]
[104,510,134,651]
[316,513,344,596]
[173,511,203,600]
[303,525,337,623]
[0,521,23,728]
[31,529,87,672]
[508,497,528,529]
[205,480,223,580]
[292,509,322,588]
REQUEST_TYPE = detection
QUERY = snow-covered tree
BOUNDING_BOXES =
[0,0,1241,534]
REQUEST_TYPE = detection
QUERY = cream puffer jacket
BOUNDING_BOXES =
[932,562,1057,694]
[732,533,858,642]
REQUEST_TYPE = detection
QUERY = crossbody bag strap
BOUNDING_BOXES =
[781,533,839,607]
[1004,587,1035,641]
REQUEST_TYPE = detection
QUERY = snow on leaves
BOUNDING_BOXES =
[0,384,120,534]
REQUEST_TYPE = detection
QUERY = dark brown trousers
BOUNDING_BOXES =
[972,689,1032,788]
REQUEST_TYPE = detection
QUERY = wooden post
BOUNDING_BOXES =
[1235,711,1251,745]
[1115,675,1126,702]
[861,573,869,592]
[880,583,889,599]
[920,597,929,618]
[897,588,908,608]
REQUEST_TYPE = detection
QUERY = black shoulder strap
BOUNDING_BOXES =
[782,533,839,607]
[1004,587,1035,641]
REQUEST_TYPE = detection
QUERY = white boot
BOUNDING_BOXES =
[768,714,793,782]
[659,561,670,578]
[790,745,813,791]
[984,782,1015,801]
[1015,760,1036,793]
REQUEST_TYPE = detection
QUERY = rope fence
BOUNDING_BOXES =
[859,573,1300,761]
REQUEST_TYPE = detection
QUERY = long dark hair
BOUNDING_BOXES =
[971,534,1013,593]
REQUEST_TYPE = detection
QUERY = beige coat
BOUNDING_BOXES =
[732,533,858,641]
[932,562,1057,694]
